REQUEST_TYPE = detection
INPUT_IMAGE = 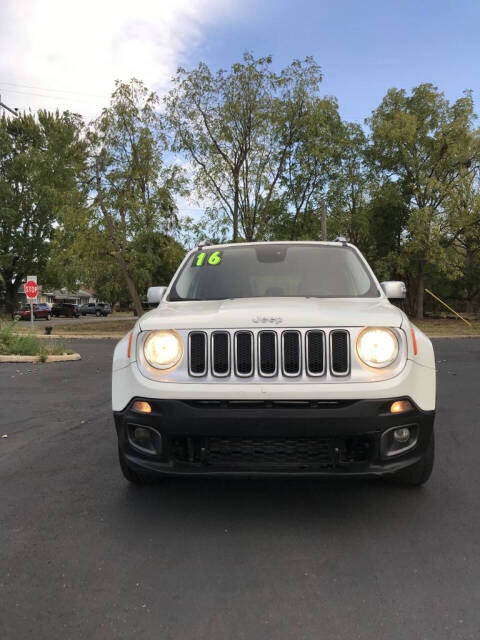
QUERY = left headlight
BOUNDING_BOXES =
[143,330,183,370]
[356,327,399,368]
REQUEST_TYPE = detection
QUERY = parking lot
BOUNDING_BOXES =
[1,338,479,639]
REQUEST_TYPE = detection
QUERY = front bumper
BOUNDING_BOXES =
[114,397,435,478]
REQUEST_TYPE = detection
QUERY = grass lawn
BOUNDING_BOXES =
[9,318,136,336]
[414,318,480,337]
[45,319,136,335]
[4,315,480,339]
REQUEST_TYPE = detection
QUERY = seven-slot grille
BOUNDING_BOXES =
[188,329,350,378]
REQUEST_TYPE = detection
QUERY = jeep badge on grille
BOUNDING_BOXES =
[252,316,283,324]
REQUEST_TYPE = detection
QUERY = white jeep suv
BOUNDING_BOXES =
[112,241,436,486]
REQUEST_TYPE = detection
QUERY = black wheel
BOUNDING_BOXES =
[118,449,159,485]
[95,310,101,317]
[82,313,86,316]
[388,433,434,487]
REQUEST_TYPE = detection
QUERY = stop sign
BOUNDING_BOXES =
[24,280,39,299]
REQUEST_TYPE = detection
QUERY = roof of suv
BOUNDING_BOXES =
[194,240,350,251]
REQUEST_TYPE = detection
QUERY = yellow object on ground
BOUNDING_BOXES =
[424,288,472,327]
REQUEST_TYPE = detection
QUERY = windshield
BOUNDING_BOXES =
[169,244,379,301]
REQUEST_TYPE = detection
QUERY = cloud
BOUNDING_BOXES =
[0,0,238,120]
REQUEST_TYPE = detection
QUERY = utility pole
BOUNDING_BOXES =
[0,95,18,118]
[321,200,327,241]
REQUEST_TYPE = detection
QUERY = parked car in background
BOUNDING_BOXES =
[51,302,80,318]
[12,303,51,321]
[79,302,112,317]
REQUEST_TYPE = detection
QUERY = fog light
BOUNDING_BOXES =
[132,400,152,414]
[133,427,152,444]
[380,424,418,458]
[393,427,411,443]
[127,424,161,455]
[390,400,413,414]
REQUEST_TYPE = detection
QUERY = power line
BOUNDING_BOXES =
[0,81,108,99]
[0,87,105,104]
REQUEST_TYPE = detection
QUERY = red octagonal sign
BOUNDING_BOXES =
[24,280,39,299]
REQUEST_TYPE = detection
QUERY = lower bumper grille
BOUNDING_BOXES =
[170,435,373,469]
[207,437,333,467]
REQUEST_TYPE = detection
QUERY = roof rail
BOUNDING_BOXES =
[334,236,348,245]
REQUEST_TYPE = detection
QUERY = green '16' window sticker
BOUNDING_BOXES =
[194,250,222,266]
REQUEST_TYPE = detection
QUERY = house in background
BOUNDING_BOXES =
[16,285,98,307]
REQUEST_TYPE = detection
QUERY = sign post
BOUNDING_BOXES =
[24,276,39,331]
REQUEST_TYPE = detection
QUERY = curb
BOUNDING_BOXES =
[0,353,81,363]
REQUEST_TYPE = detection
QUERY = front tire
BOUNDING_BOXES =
[95,311,101,317]
[118,449,159,485]
[388,433,434,487]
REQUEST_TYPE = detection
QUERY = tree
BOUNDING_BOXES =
[327,122,371,249]
[368,84,477,318]
[443,162,480,311]
[0,111,86,312]
[87,79,186,316]
[271,97,342,240]
[166,53,323,242]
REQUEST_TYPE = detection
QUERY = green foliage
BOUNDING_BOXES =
[0,321,67,356]
[0,111,87,311]
[2,57,480,318]
[166,53,324,241]
[366,85,479,316]
[86,79,187,314]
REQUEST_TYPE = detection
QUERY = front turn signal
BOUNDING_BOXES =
[132,400,152,414]
[390,400,413,414]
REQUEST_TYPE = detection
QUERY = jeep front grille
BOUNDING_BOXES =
[235,331,254,376]
[330,330,350,375]
[187,329,350,378]
[188,332,207,376]
[259,331,277,376]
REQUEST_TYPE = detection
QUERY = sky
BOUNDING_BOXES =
[1,0,479,125]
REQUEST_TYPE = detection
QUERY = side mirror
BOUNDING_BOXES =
[381,281,406,300]
[147,286,167,305]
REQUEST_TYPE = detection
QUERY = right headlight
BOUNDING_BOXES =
[143,330,183,370]
[356,327,399,368]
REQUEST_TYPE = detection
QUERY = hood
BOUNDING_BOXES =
[138,297,403,330]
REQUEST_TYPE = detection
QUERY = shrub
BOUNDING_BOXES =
[0,321,70,357]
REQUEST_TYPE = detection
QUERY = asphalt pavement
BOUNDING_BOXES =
[1,338,479,640]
